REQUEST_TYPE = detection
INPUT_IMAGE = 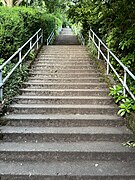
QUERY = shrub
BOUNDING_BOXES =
[0,6,62,105]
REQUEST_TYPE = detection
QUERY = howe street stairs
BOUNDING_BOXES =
[0,28,135,179]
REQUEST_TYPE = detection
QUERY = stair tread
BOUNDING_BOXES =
[1,126,132,135]
[2,114,120,120]
[0,160,135,176]
[24,82,107,85]
[20,88,109,91]
[10,104,116,108]
[0,142,135,153]
[15,96,112,100]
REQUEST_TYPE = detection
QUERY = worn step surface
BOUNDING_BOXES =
[1,126,133,142]
[14,96,113,105]
[0,161,135,180]
[0,27,134,179]
[0,142,135,161]
[20,88,110,96]
[1,114,124,127]
[10,104,117,115]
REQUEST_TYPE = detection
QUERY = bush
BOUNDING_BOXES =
[0,6,62,61]
[0,6,62,105]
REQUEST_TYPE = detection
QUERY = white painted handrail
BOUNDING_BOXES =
[0,28,43,101]
[89,29,135,100]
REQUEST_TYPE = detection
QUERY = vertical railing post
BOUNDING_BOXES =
[0,69,3,101]
[47,39,48,46]
[19,49,22,69]
[98,40,101,60]
[93,33,94,42]
[107,50,110,75]
[123,69,127,95]
[30,40,32,50]
[89,30,91,43]
[36,33,39,49]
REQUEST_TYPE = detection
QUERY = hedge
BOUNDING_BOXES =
[0,6,62,61]
[0,6,62,106]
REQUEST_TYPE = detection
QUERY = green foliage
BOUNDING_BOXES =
[118,99,135,116]
[123,141,135,148]
[109,85,124,103]
[4,63,29,105]
[109,85,135,116]
[0,6,62,61]
[68,0,135,99]
[0,6,62,104]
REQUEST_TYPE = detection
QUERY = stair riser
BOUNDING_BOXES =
[35,61,93,64]
[2,133,132,143]
[1,175,135,180]
[6,119,124,127]
[11,107,117,115]
[27,79,104,83]
[15,98,113,105]
[39,55,89,58]
[34,61,94,65]
[23,84,108,89]
[30,69,97,73]
[29,73,101,78]
[32,66,95,70]
[21,90,109,96]
[0,152,134,162]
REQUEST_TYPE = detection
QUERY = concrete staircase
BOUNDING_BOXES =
[0,28,135,179]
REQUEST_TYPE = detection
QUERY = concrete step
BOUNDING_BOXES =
[0,142,135,161]
[27,77,104,83]
[10,104,117,115]
[1,160,135,179]
[36,60,92,63]
[1,114,123,127]
[14,96,113,105]
[23,82,108,89]
[20,88,110,96]
[29,69,97,73]
[34,63,94,67]
[39,55,89,58]
[29,73,101,78]
[1,126,133,142]
[31,65,95,70]
[37,56,91,60]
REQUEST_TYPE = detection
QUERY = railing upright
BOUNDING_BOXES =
[89,28,135,100]
[0,28,43,102]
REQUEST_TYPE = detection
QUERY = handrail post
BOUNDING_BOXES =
[107,50,110,75]
[89,30,91,43]
[36,33,39,49]
[123,69,127,95]
[19,50,22,69]
[30,40,32,50]
[98,40,101,59]
[93,33,95,42]
[0,69,3,101]
[47,39,48,46]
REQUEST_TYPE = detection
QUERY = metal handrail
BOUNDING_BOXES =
[89,29,135,100]
[47,29,55,46]
[0,28,43,101]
